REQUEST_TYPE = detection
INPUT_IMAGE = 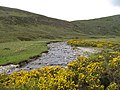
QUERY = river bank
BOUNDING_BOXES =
[0,42,100,74]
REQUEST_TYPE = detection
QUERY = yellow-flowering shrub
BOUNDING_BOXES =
[67,39,120,49]
[107,82,119,90]
[1,66,77,90]
[0,39,120,90]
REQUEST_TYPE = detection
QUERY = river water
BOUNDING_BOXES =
[0,42,100,74]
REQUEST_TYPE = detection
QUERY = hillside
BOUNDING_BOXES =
[0,6,120,43]
[72,15,120,36]
[0,6,82,43]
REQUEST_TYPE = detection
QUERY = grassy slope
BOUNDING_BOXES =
[1,6,120,42]
[0,6,120,65]
[0,41,48,65]
[0,6,83,65]
[0,6,83,43]
[72,15,120,37]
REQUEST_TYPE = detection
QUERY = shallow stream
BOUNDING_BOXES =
[0,42,100,74]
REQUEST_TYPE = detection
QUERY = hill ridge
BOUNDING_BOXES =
[0,6,120,43]
[72,15,120,36]
[0,6,82,43]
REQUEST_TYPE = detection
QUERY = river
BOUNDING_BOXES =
[0,42,100,74]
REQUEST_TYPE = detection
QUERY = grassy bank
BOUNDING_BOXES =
[0,39,120,90]
[0,41,48,65]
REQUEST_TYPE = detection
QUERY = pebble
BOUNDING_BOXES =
[0,64,19,74]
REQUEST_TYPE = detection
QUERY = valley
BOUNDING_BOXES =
[0,6,120,90]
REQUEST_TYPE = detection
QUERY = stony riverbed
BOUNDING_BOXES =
[0,42,100,74]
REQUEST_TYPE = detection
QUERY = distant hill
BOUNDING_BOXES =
[72,15,120,36]
[0,6,120,43]
[0,6,82,43]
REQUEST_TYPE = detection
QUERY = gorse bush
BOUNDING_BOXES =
[0,40,120,90]
[67,39,120,48]
[0,66,77,90]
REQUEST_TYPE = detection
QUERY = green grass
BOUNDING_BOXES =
[72,15,120,36]
[0,6,120,65]
[0,41,48,65]
[0,6,83,43]
[0,6,120,43]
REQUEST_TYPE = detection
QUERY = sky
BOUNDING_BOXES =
[0,0,120,21]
